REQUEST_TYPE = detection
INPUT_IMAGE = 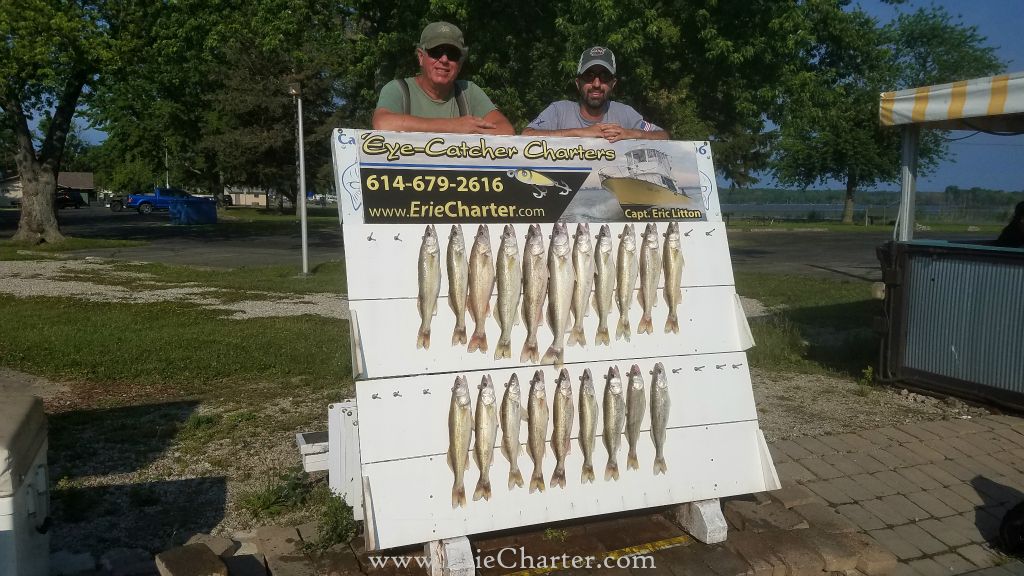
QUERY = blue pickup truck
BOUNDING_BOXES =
[123,187,194,214]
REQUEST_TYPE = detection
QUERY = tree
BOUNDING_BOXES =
[772,3,1003,223]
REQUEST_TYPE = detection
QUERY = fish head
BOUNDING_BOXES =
[556,367,571,386]
[453,375,471,406]
[605,367,622,394]
[422,224,440,252]
[500,224,519,255]
[530,370,546,397]
[664,222,680,246]
[643,223,659,248]
[628,364,644,388]
[574,223,593,252]
[550,223,571,255]
[505,373,520,393]
[619,224,636,250]
[478,375,496,404]
[596,225,613,253]
[580,369,594,395]
[449,224,465,248]
[652,363,668,389]
[472,224,492,255]
[525,226,546,256]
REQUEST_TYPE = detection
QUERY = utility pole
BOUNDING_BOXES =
[164,147,170,188]
[289,83,309,275]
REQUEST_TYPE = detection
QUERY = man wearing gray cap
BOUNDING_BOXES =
[523,46,668,142]
[373,21,514,135]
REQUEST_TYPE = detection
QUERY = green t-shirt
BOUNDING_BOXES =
[376,78,497,118]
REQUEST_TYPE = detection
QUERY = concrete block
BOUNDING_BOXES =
[802,532,860,572]
[675,499,728,544]
[902,441,945,462]
[897,423,941,442]
[818,435,855,454]
[949,482,988,506]
[184,534,238,558]
[907,557,953,576]
[155,544,228,576]
[830,475,876,502]
[934,458,976,482]
[923,438,967,460]
[99,548,155,576]
[791,502,857,533]
[918,517,972,547]
[866,528,922,561]
[425,537,474,576]
[796,458,841,480]
[702,546,754,576]
[835,503,885,531]
[866,447,903,469]
[872,469,919,494]
[723,531,787,576]
[860,498,908,525]
[773,439,813,460]
[896,466,943,491]
[760,531,825,576]
[223,554,268,576]
[317,544,361,576]
[849,533,898,576]
[883,444,929,467]
[916,463,963,487]
[879,493,930,522]
[929,486,977,513]
[774,461,816,484]
[723,501,808,532]
[821,453,865,476]
[845,452,888,474]
[892,523,947,555]
[255,526,312,576]
[767,443,790,464]
[848,473,897,498]
[835,433,878,452]
[804,479,854,505]
[956,543,1002,568]
[792,436,836,457]
[875,426,918,444]
[906,490,957,518]
[296,522,320,546]
[767,485,819,509]
[857,429,896,448]
[933,551,979,573]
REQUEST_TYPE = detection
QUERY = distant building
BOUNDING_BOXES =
[0,172,96,207]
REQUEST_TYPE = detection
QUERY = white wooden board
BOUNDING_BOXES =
[350,285,747,379]
[361,420,769,550]
[341,222,734,301]
[354,352,755,464]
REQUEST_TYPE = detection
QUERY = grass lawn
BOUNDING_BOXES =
[0,238,147,260]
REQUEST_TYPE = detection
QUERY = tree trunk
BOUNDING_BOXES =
[12,167,64,244]
[841,176,857,224]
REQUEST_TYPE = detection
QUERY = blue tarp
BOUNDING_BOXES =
[169,199,217,225]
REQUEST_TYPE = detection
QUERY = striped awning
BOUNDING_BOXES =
[879,72,1024,131]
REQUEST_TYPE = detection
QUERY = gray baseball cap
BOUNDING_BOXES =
[419,21,467,51]
[577,46,616,75]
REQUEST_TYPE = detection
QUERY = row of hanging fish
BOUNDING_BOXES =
[447,362,671,508]
[418,222,686,365]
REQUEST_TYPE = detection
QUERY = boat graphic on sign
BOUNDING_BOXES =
[599,148,701,209]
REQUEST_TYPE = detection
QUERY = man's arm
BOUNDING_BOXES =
[521,125,607,138]
[372,109,502,134]
[482,109,514,135]
[599,123,669,142]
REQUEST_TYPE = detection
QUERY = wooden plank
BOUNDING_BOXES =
[362,420,768,550]
[355,352,755,464]
[349,285,745,379]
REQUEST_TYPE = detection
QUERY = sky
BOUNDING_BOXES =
[852,0,1023,192]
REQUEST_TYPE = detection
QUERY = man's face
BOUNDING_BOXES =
[417,44,463,87]
[576,66,616,110]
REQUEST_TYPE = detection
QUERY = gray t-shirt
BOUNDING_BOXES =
[526,100,662,132]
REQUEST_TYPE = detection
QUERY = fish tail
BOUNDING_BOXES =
[616,315,631,341]
[452,483,466,508]
[664,312,679,334]
[540,345,563,366]
[568,325,586,347]
[520,336,538,363]
[596,325,610,346]
[473,475,491,501]
[494,334,511,360]
[417,327,430,349]
[529,467,545,493]
[451,324,467,346]
[550,465,566,489]
[653,456,667,475]
[605,458,619,481]
[638,313,652,335]
[509,467,524,490]
[627,449,639,470]
[468,328,487,353]
[581,463,595,484]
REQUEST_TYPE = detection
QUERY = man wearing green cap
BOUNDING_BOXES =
[373,22,514,135]
[523,46,668,142]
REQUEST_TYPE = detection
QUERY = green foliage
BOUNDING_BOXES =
[239,467,312,520]
[316,490,358,549]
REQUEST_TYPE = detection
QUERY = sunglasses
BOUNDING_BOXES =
[579,69,614,84]
[425,46,463,62]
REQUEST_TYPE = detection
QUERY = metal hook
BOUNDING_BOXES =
[671,368,682,374]
[684,229,694,237]
[732,363,743,369]
[694,366,705,372]
[393,391,402,397]
[705,228,716,236]
[367,232,375,241]
[371,393,380,399]
[422,389,431,395]
[716,364,726,370]
[394,233,402,242]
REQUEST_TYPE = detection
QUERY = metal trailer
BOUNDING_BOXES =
[877,73,1024,407]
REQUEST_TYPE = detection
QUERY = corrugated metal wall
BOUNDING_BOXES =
[904,254,1024,390]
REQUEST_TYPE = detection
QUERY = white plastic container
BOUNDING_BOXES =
[0,395,50,576]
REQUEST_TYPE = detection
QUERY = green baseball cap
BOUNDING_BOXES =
[419,21,467,52]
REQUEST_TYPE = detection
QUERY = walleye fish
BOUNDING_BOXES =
[527,370,549,493]
[447,225,469,345]
[417,224,441,349]
[467,225,495,353]
[494,224,522,360]
[550,368,574,488]
[448,375,473,508]
[602,366,626,481]
[567,223,594,348]
[473,375,498,501]
[615,224,638,342]
[541,223,575,366]
[520,225,548,363]
[650,362,671,475]
[625,364,647,471]
[593,225,616,346]
[637,223,662,335]
[500,373,525,490]
[578,368,598,483]
[662,222,684,334]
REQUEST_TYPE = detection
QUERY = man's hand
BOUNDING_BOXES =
[453,115,497,133]
[598,123,632,142]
